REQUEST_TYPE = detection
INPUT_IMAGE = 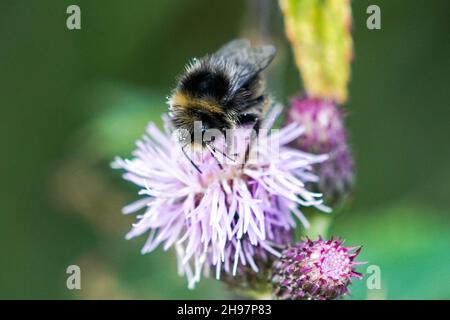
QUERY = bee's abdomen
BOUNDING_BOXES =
[180,69,229,101]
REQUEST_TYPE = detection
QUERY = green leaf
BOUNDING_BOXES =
[330,203,450,299]
[279,0,353,103]
[80,83,168,159]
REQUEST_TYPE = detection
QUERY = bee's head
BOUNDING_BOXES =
[169,91,233,146]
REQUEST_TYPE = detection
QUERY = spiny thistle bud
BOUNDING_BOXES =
[286,96,354,205]
[272,237,363,300]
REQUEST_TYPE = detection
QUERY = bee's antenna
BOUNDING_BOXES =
[212,146,237,162]
[181,144,202,174]
[206,143,223,170]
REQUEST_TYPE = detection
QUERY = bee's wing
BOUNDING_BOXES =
[215,39,251,59]
[215,39,276,102]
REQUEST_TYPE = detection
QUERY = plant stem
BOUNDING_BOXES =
[303,211,333,239]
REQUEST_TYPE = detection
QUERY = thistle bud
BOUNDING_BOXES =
[287,96,354,205]
[272,237,363,300]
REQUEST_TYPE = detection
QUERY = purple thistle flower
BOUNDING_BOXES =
[272,237,363,300]
[112,107,329,289]
[286,96,354,205]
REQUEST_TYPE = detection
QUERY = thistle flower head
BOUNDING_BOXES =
[287,96,354,205]
[272,237,363,300]
[112,107,329,288]
[220,226,292,296]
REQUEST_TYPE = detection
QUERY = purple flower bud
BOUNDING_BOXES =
[286,96,354,205]
[272,237,363,300]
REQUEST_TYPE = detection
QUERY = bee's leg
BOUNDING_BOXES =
[213,143,238,162]
[181,144,202,174]
[204,129,237,163]
[206,143,224,170]
[242,117,260,167]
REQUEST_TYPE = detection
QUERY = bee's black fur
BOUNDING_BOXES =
[188,108,229,131]
[180,69,229,101]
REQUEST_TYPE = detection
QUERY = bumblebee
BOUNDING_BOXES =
[168,39,276,171]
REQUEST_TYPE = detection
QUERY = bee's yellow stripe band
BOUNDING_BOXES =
[172,92,223,114]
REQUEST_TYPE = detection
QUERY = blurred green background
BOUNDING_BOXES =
[0,0,449,299]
